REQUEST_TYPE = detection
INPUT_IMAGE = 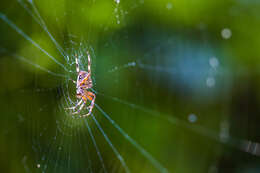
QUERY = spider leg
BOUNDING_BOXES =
[69,78,77,84]
[65,99,83,110]
[86,51,91,74]
[72,100,86,115]
[82,91,96,117]
[75,54,80,73]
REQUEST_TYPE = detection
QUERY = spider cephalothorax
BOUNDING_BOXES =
[66,51,95,117]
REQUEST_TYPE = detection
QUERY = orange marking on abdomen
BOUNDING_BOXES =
[87,95,93,101]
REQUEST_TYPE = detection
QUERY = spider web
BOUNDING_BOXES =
[1,0,260,173]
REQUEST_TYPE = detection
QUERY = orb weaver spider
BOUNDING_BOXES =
[66,51,96,117]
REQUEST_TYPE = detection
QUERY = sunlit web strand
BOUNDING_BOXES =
[65,79,130,173]
[53,123,66,172]
[95,103,169,173]
[22,156,31,173]
[64,82,75,106]
[35,120,66,172]
[57,116,75,172]
[60,93,74,172]
[31,113,43,172]
[29,0,67,59]
[92,89,205,128]
[0,48,67,78]
[75,122,83,172]
[17,0,67,60]
[54,115,74,172]
[55,109,82,172]
[30,91,69,172]
[17,0,41,26]
[62,84,98,172]
[138,62,260,76]
[94,90,260,157]
[28,57,70,172]
[41,125,59,172]
[60,84,94,172]
[84,118,107,173]
[41,87,72,173]
[90,113,130,173]
[59,119,75,173]
[104,59,174,77]
[66,124,72,172]
[81,121,93,173]
[0,13,68,72]
[61,70,108,172]
[104,48,162,75]
[64,81,106,172]
[63,83,93,172]
[58,91,76,172]
[56,116,74,137]
[63,71,107,171]
[65,84,128,172]
[103,57,212,77]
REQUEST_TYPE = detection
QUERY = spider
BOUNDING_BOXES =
[66,51,96,117]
